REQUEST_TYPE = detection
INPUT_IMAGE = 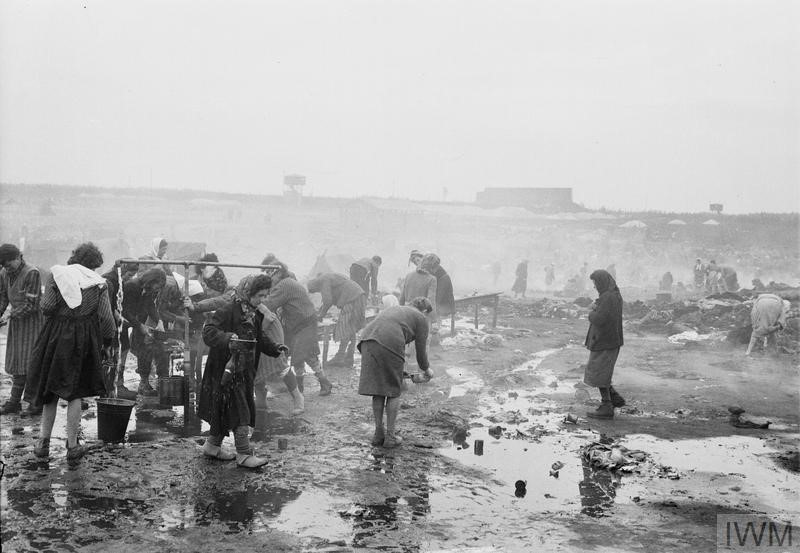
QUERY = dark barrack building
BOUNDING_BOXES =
[476,187,576,212]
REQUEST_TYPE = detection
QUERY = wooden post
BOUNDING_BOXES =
[451,312,456,336]
[492,294,499,328]
[474,302,479,329]
[182,264,194,391]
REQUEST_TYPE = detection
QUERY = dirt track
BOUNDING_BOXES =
[0,306,798,553]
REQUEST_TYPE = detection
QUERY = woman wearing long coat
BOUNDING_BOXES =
[583,269,625,419]
[199,274,287,468]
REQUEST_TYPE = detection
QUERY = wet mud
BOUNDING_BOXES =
[1,317,798,552]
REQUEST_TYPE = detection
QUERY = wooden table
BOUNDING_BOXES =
[451,292,502,336]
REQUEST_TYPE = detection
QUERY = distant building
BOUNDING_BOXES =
[476,187,576,212]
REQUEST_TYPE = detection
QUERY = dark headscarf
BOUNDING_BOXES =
[589,269,618,295]
[139,268,167,289]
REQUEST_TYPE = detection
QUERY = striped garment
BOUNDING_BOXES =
[0,261,44,375]
[334,294,367,342]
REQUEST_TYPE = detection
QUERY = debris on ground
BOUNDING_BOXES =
[440,328,505,349]
[550,461,565,478]
[728,407,771,429]
[581,440,648,472]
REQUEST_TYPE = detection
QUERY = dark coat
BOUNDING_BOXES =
[585,270,624,351]
[198,300,281,435]
[431,265,455,316]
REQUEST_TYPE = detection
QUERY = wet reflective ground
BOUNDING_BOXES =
[1,326,798,552]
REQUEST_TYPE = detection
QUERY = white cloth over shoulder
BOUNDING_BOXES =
[171,272,205,297]
[50,264,107,308]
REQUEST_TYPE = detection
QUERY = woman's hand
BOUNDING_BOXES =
[183,297,195,311]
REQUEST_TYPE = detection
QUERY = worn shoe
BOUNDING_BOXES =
[290,389,305,415]
[0,401,21,415]
[66,444,88,461]
[138,380,157,397]
[371,428,385,446]
[587,402,614,419]
[236,452,269,469]
[610,389,626,408]
[325,353,346,367]
[318,376,333,397]
[202,442,236,461]
[24,403,43,416]
[33,438,50,458]
[383,434,403,448]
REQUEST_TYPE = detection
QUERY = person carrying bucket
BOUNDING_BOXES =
[26,242,116,462]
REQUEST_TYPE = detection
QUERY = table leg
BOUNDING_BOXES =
[492,295,499,328]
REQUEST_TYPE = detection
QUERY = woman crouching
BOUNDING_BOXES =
[198,274,288,468]
[358,297,434,448]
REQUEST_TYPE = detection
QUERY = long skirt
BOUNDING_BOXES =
[285,318,320,368]
[198,351,256,437]
[334,295,367,342]
[25,315,105,404]
[358,340,405,398]
[4,311,43,375]
[583,348,620,388]
[512,276,527,294]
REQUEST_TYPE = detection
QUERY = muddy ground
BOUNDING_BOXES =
[1,304,798,553]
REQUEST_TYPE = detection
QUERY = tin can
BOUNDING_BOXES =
[278,438,288,450]
[474,439,484,455]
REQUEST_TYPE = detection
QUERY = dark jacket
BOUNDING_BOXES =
[265,276,316,336]
[431,265,455,317]
[121,277,160,328]
[307,272,365,317]
[358,306,429,369]
[585,270,624,351]
[199,300,281,435]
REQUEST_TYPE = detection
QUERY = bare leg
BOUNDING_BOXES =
[385,397,401,440]
[371,396,386,445]
[66,399,82,448]
[745,332,758,355]
[39,400,58,439]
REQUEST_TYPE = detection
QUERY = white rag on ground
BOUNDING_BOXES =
[51,264,107,308]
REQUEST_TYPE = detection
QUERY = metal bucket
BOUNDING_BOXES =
[159,375,186,406]
[96,398,136,443]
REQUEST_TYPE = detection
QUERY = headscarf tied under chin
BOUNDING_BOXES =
[589,269,619,295]
[148,237,167,259]
[234,274,263,322]
[418,253,439,274]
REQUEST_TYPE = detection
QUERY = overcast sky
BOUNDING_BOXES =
[1,0,797,213]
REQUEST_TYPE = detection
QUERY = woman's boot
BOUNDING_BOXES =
[587,401,614,419]
[250,409,269,442]
[609,386,626,408]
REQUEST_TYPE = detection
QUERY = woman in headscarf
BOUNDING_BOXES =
[745,294,790,355]
[199,274,288,468]
[358,297,434,448]
[26,242,116,462]
[583,269,625,419]
[426,254,455,319]
[138,237,170,274]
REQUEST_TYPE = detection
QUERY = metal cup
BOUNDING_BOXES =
[474,439,484,456]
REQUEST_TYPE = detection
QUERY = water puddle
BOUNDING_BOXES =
[621,434,800,512]
[446,366,484,398]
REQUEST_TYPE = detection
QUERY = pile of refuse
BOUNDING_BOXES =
[581,438,681,480]
[625,289,800,353]
[440,328,505,349]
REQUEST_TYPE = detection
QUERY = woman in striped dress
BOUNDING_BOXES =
[26,243,116,462]
[0,244,44,415]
